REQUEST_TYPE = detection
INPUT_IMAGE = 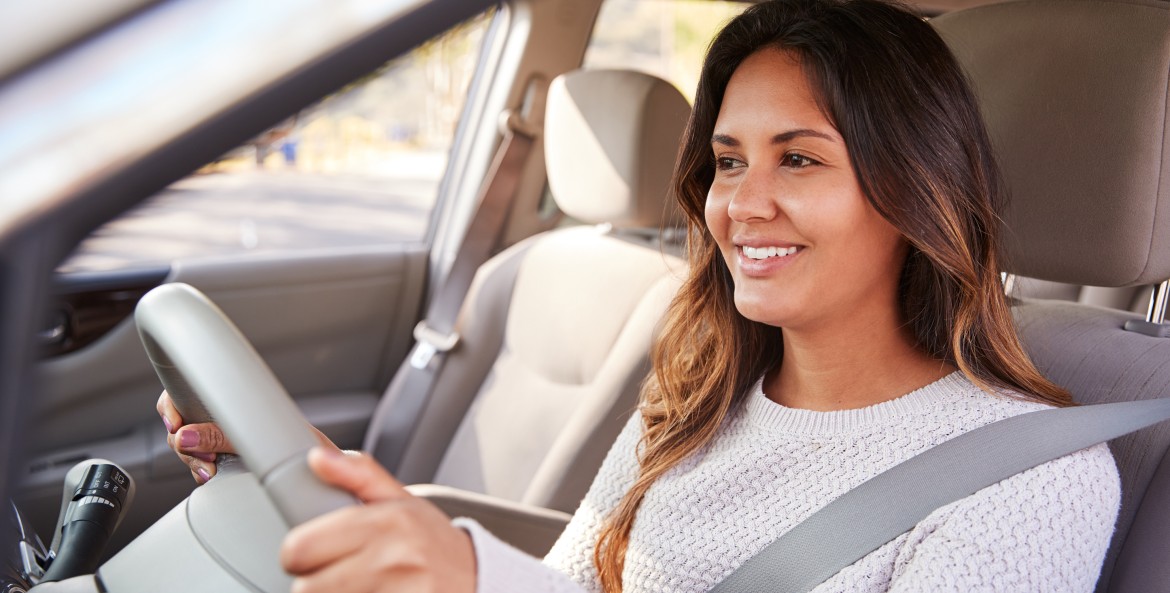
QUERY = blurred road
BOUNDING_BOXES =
[59,169,440,273]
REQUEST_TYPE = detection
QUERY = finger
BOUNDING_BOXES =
[174,423,236,455]
[289,536,424,593]
[156,391,183,434]
[306,447,408,503]
[282,505,383,575]
[167,430,214,461]
[179,453,215,484]
[190,467,212,484]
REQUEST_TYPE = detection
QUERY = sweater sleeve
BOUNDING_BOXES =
[456,411,646,593]
[886,442,1121,593]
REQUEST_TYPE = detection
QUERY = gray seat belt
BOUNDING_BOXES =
[711,397,1170,593]
[366,110,539,472]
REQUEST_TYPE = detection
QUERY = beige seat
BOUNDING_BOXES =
[363,68,690,555]
[935,2,1170,591]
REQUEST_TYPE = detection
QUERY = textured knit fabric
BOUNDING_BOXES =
[456,372,1121,593]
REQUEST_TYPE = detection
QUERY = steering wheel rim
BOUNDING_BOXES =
[134,282,357,526]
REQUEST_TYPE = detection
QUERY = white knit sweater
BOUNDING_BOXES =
[456,372,1121,593]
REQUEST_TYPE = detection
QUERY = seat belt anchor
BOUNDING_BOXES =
[410,322,460,370]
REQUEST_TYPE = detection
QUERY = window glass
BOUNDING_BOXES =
[585,0,750,102]
[59,10,494,274]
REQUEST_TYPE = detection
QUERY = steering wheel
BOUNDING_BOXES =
[66,283,358,592]
[134,282,357,526]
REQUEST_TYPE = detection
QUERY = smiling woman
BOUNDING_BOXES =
[557,0,1117,591]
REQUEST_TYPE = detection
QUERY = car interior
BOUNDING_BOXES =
[2,0,1169,591]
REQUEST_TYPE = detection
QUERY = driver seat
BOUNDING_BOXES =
[933,2,1170,591]
[363,69,690,554]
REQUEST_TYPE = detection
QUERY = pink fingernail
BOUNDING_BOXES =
[190,452,215,463]
[197,467,211,483]
[179,431,199,448]
[163,417,174,433]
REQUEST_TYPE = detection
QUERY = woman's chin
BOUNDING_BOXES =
[733,296,802,329]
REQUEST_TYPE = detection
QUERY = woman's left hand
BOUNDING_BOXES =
[280,447,477,593]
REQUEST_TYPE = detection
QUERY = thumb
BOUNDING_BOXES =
[305,447,409,503]
[174,423,235,455]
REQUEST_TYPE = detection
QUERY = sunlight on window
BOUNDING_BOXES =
[203,13,491,179]
[59,11,494,274]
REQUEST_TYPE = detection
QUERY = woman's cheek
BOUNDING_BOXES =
[704,189,733,249]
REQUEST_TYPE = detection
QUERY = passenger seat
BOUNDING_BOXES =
[363,69,690,555]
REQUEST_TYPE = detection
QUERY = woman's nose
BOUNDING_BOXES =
[726,169,780,222]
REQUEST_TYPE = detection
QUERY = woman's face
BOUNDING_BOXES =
[704,47,908,331]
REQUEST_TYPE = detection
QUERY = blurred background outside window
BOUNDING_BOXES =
[586,0,750,102]
[59,11,494,273]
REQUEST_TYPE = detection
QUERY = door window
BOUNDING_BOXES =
[58,10,495,274]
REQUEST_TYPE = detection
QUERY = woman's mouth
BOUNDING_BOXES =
[736,244,804,276]
[741,245,800,260]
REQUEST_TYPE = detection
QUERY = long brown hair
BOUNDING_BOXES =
[593,0,1072,589]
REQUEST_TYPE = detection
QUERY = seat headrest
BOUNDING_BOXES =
[933,0,1170,287]
[544,69,690,229]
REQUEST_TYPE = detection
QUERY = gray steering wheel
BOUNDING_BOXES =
[134,282,357,527]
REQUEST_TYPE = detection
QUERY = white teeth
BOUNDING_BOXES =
[742,246,799,260]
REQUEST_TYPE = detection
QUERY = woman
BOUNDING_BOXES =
[159,0,1121,591]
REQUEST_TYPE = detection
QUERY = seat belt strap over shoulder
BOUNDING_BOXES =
[370,108,539,472]
[711,397,1170,593]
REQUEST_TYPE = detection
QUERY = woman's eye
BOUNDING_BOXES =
[781,153,819,169]
[714,156,743,171]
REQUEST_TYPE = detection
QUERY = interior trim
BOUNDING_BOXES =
[41,267,170,358]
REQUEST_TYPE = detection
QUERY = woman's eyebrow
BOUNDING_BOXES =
[711,129,836,146]
[712,133,739,147]
[773,129,836,143]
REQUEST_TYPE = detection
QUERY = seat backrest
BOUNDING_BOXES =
[933,3,1170,591]
[367,69,689,513]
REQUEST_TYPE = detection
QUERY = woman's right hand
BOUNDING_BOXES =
[156,390,236,484]
[156,390,342,485]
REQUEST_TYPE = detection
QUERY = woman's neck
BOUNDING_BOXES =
[764,319,954,412]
